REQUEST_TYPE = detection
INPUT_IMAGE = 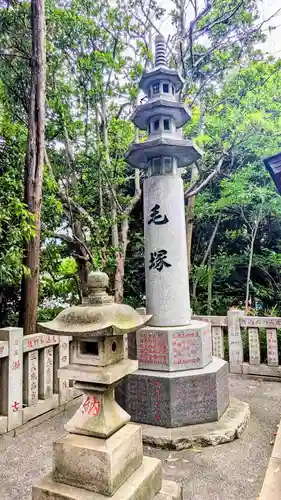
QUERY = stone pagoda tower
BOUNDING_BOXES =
[120,35,230,431]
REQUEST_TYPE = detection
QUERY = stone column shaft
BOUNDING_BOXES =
[144,174,191,327]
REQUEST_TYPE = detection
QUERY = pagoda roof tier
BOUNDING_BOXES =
[125,137,202,169]
[131,98,191,130]
[139,67,184,95]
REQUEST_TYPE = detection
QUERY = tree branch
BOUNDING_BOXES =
[115,102,131,119]
[99,164,123,213]
[195,2,243,35]
[202,214,222,268]
[192,10,281,71]
[185,155,225,198]
[44,149,97,229]
[55,233,93,264]
[72,235,94,263]
[192,213,222,298]
[187,0,212,69]
[54,233,74,244]
[105,34,119,92]
[124,168,141,216]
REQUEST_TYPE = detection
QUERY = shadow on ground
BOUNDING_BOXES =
[0,375,280,500]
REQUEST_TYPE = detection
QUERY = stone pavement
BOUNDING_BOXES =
[1,375,281,500]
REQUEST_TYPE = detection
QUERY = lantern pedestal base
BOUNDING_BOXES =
[65,386,130,438]
[53,423,143,495]
[33,457,165,500]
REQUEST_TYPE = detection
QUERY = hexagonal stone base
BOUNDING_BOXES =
[137,321,212,371]
[141,397,249,450]
[116,358,229,427]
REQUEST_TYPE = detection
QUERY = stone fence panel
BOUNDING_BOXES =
[0,328,79,435]
[132,309,281,379]
[193,310,281,379]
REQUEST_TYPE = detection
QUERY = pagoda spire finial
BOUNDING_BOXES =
[155,34,167,67]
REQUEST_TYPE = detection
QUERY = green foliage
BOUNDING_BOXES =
[37,306,64,322]
[1,0,281,324]
[0,105,35,285]
[190,60,281,314]
[58,257,78,276]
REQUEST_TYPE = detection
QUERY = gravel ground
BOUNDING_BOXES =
[1,375,280,500]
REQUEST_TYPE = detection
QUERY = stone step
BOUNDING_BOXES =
[53,424,143,495]
[33,456,162,500]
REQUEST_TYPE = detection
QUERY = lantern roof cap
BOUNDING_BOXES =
[38,271,151,337]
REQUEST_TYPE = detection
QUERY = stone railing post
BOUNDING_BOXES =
[212,326,225,359]
[227,309,244,373]
[54,336,71,405]
[23,350,39,407]
[267,328,279,367]
[39,346,54,400]
[0,327,23,431]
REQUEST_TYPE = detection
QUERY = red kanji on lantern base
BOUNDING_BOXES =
[81,395,101,416]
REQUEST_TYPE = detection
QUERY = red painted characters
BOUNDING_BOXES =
[12,401,20,412]
[172,332,200,365]
[81,395,101,417]
[12,359,20,370]
[139,332,168,365]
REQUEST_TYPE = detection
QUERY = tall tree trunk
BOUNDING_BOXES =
[245,224,258,314]
[185,77,206,271]
[72,221,89,299]
[114,169,141,303]
[207,252,212,315]
[186,164,199,270]
[111,195,119,248]
[95,107,103,216]
[20,0,45,334]
[114,218,129,304]
[113,95,141,303]
[192,214,221,299]
[99,164,103,216]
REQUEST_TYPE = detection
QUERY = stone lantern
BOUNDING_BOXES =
[120,35,231,431]
[32,271,181,500]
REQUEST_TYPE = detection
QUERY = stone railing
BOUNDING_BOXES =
[1,309,280,436]
[0,327,80,435]
[193,309,281,378]
[192,314,228,360]
[136,307,281,378]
